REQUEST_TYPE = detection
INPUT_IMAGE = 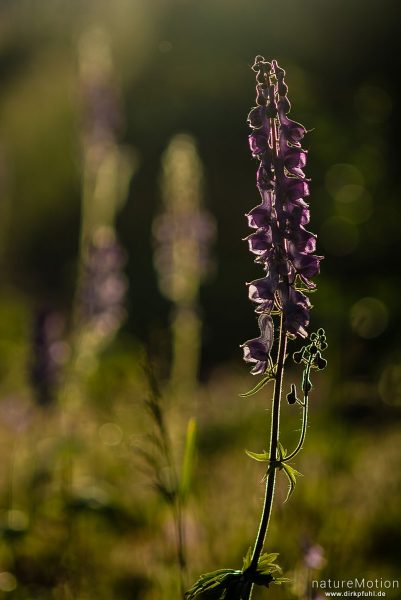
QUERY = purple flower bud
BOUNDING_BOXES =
[247,106,268,130]
[277,97,307,143]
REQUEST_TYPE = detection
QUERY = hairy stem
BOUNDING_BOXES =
[245,314,287,598]
[285,358,312,461]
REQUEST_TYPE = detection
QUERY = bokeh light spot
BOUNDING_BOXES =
[350,297,389,339]
[320,216,358,256]
[325,163,364,198]
[378,364,401,406]
[7,509,29,531]
[335,184,373,224]
[0,572,17,592]
[98,422,123,446]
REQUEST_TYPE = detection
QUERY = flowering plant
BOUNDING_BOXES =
[186,57,327,600]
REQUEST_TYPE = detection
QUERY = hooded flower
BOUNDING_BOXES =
[241,314,274,375]
[242,57,323,372]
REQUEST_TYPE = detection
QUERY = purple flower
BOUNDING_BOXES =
[279,286,311,339]
[79,228,127,336]
[277,97,306,144]
[245,227,273,256]
[30,308,66,406]
[242,57,323,370]
[241,314,274,374]
[246,194,272,229]
[248,273,278,312]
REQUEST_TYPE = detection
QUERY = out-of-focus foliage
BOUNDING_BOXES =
[0,0,400,598]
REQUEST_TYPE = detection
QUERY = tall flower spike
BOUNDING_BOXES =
[243,58,322,372]
[186,58,326,600]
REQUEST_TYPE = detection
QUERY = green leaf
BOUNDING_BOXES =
[273,577,291,585]
[245,449,270,462]
[282,463,303,502]
[277,442,287,460]
[239,374,275,398]
[258,552,280,568]
[179,417,197,501]
[185,569,242,599]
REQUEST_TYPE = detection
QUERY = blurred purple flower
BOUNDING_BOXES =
[30,308,68,406]
[302,542,326,570]
[242,57,323,370]
[79,228,127,337]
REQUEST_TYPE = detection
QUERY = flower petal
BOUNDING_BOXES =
[241,314,275,373]
[245,227,273,256]
[248,274,278,310]
[246,195,273,229]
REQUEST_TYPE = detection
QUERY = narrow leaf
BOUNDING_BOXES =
[258,552,279,566]
[277,442,287,460]
[242,547,253,571]
[273,577,291,585]
[282,464,303,503]
[245,449,269,462]
[240,374,274,398]
[179,417,197,500]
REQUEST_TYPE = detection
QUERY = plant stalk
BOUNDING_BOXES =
[245,314,287,599]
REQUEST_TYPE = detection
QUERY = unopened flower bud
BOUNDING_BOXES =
[314,352,327,370]
[287,383,298,405]
[293,350,303,364]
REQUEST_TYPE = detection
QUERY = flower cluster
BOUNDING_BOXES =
[153,134,215,304]
[242,57,322,374]
[78,227,127,339]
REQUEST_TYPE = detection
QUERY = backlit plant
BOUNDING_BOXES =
[186,57,327,600]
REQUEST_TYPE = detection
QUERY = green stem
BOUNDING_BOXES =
[285,362,310,462]
[285,359,312,461]
[285,397,308,462]
[244,315,287,598]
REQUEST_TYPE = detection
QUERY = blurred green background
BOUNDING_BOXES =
[0,0,401,598]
